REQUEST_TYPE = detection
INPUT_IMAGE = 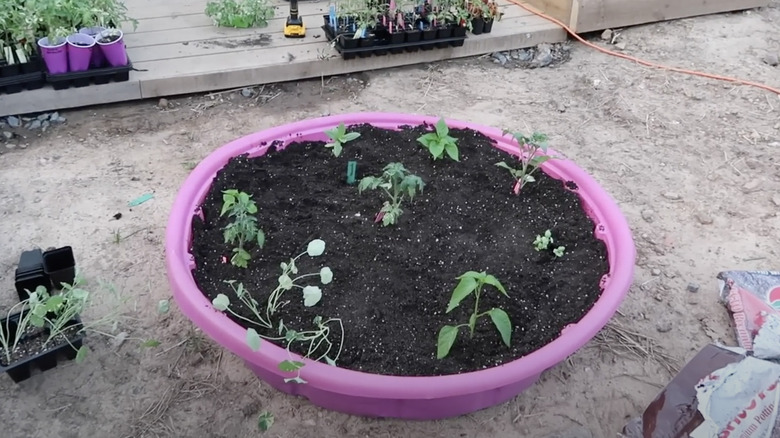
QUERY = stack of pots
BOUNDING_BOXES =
[37,27,128,74]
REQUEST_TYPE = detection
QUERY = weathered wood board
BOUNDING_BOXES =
[0,0,565,117]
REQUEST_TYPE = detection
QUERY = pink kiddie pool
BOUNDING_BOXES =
[165,113,636,420]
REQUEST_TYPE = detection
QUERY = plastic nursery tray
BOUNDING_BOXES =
[15,248,51,301]
[0,59,46,95]
[322,22,466,60]
[45,58,133,90]
[0,313,85,383]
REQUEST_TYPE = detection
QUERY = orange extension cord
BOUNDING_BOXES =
[508,0,780,96]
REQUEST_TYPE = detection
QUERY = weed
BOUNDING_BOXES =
[437,271,511,359]
[417,118,459,161]
[221,189,265,268]
[358,162,425,226]
[324,122,360,157]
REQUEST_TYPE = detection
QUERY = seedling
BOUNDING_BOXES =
[437,271,512,359]
[324,122,360,157]
[533,229,565,258]
[221,189,265,268]
[211,239,344,373]
[358,163,425,226]
[205,0,275,28]
[495,131,554,194]
[417,118,459,161]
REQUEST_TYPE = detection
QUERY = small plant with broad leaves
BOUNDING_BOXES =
[417,118,459,161]
[495,131,554,194]
[221,189,266,268]
[205,0,275,28]
[437,271,512,359]
[257,411,274,432]
[324,122,360,157]
[358,162,425,226]
[533,229,565,258]
[211,239,343,383]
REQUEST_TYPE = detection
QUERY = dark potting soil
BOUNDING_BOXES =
[98,35,119,44]
[0,325,79,366]
[191,124,609,376]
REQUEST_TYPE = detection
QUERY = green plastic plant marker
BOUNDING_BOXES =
[346,161,357,185]
[128,193,154,207]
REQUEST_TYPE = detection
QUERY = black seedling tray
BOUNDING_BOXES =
[0,56,45,95]
[45,58,133,90]
[15,249,51,301]
[0,312,84,383]
[323,25,466,60]
[43,246,76,290]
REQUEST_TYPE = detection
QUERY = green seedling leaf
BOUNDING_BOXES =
[45,295,64,312]
[75,345,89,363]
[307,239,326,256]
[142,339,161,348]
[302,286,322,307]
[319,267,333,284]
[447,277,478,312]
[437,325,459,359]
[256,229,265,248]
[212,294,230,311]
[342,132,360,142]
[246,328,262,351]
[278,360,305,372]
[429,141,445,159]
[435,118,449,137]
[444,143,459,161]
[257,411,274,432]
[157,299,170,314]
[482,275,507,297]
[488,308,512,347]
[553,246,566,258]
[278,274,293,290]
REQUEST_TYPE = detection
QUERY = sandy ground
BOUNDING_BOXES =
[0,3,779,437]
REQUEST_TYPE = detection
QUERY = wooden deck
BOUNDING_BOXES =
[0,0,565,117]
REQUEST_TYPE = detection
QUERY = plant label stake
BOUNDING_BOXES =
[346,161,357,185]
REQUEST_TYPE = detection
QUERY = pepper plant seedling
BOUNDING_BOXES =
[324,122,360,157]
[437,271,512,359]
[417,118,459,161]
[533,229,565,258]
[358,162,425,226]
[495,131,553,194]
[221,189,265,268]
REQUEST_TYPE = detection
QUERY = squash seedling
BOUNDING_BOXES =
[417,118,459,161]
[221,189,266,268]
[437,271,512,359]
[324,122,361,157]
[534,229,565,258]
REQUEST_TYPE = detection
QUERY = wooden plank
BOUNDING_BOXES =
[519,0,573,28]
[128,3,532,36]
[0,80,142,117]
[522,0,770,33]
[136,17,564,97]
[573,0,769,33]
[126,6,532,49]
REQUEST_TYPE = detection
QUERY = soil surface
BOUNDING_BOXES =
[0,3,778,437]
[191,124,608,376]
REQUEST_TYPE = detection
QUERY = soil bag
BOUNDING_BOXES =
[717,270,780,351]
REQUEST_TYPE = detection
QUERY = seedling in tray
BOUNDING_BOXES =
[221,189,266,268]
[324,122,360,157]
[495,131,554,194]
[358,162,425,226]
[437,271,512,359]
[417,118,459,161]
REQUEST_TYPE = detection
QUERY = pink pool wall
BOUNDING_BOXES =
[165,113,636,420]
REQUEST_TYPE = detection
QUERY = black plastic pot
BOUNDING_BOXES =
[483,19,494,33]
[45,58,133,90]
[451,24,467,47]
[389,32,405,53]
[14,249,51,301]
[43,246,76,290]
[421,28,437,51]
[0,312,84,383]
[357,35,375,58]
[339,34,359,50]
[471,17,485,35]
[435,26,453,48]
[0,46,45,95]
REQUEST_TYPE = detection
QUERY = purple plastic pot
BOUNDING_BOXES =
[79,27,107,68]
[37,37,68,74]
[165,113,636,420]
[66,33,95,72]
[96,29,127,67]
